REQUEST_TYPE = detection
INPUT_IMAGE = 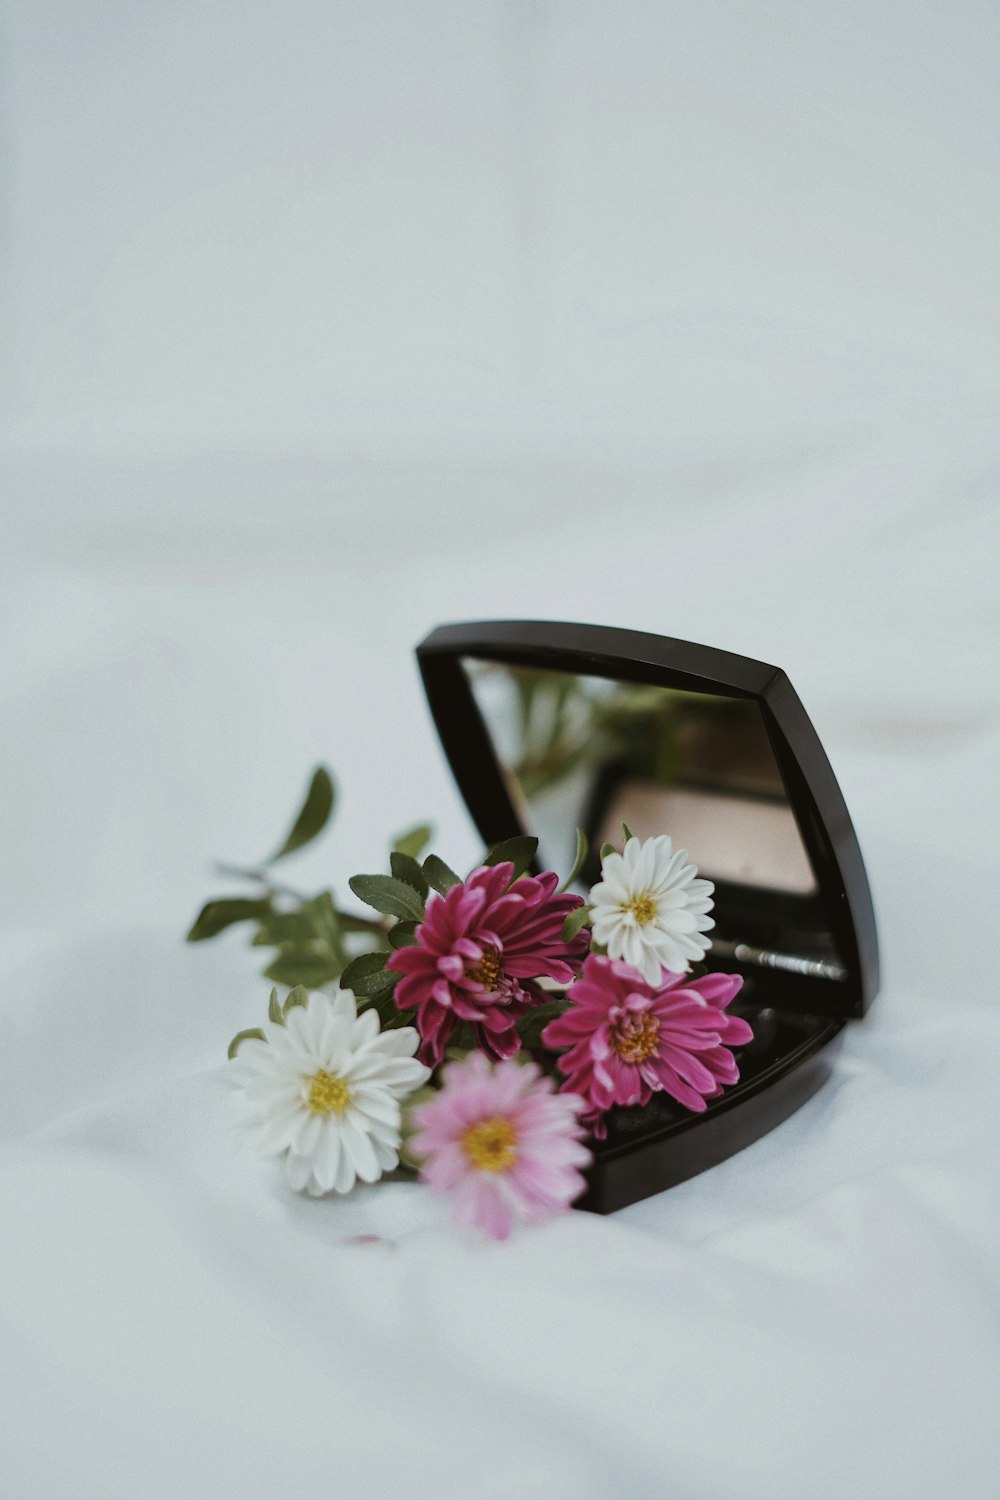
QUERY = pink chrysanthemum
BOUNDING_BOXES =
[409,1052,591,1240]
[542,954,752,1133]
[386,862,588,1067]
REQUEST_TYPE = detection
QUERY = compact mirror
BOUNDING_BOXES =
[465,662,815,887]
[461,659,845,984]
[417,621,878,1022]
[417,621,878,1209]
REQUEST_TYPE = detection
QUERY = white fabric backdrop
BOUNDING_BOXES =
[2,4,999,1496]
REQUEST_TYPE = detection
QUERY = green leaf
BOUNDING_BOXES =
[338,912,385,934]
[482,835,538,881]
[249,908,310,947]
[392,823,434,860]
[558,828,589,893]
[250,893,348,988]
[514,670,538,743]
[447,1022,478,1053]
[562,904,592,943]
[516,998,571,1051]
[600,841,618,861]
[267,987,285,1024]
[227,1027,265,1059]
[621,822,634,843]
[390,851,429,900]
[340,951,397,998]
[267,766,335,864]
[388,920,420,950]
[348,874,426,922]
[186,897,271,942]
[422,854,461,895]
[283,985,309,1014]
[358,989,408,1027]
[302,891,349,971]
[263,954,342,989]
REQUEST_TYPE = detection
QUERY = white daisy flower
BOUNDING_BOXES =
[588,834,715,984]
[228,989,430,1197]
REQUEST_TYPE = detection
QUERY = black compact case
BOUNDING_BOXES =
[416,620,879,1213]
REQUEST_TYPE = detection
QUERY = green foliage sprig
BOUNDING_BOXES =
[228,984,310,1058]
[188,765,594,1063]
[188,766,422,993]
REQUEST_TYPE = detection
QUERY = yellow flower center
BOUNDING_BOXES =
[467,944,503,990]
[306,1070,352,1115]
[612,1012,661,1064]
[461,1115,518,1173]
[623,893,658,926]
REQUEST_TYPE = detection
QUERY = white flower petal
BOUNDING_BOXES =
[657,846,689,885]
[655,886,692,910]
[357,1058,429,1093]
[344,1052,382,1081]
[361,1117,402,1151]
[366,1027,420,1058]
[312,1121,342,1192]
[340,1118,380,1183]
[252,1111,301,1156]
[331,989,358,1024]
[226,1040,273,1076]
[620,927,645,968]
[243,1082,304,1120]
[333,1139,357,1194]
[351,1007,381,1048]
[260,1020,297,1053]
[230,985,424,1197]
[283,1004,318,1050]
[318,1016,352,1071]
[582,833,714,990]
[661,946,690,975]
[633,949,659,985]
[633,837,657,887]
[349,1090,402,1127]
[372,1138,399,1173]
[291,1111,323,1158]
[665,908,698,933]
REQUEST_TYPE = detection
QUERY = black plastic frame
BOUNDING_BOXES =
[416,619,879,1210]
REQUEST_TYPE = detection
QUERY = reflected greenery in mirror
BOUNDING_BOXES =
[465,658,821,907]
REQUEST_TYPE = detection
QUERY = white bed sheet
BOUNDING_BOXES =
[2,4,999,1496]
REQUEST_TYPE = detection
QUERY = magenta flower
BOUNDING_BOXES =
[409,1052,591,1240]
[542,954,752,1133]
[386,863,588,1067]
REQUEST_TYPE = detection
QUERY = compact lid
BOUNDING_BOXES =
[417,620,878,1020]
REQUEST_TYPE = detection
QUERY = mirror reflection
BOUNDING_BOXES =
[463,658,845,978]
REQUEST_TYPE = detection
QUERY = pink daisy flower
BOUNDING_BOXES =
[409,1052,591,1240]
[386,862,588,1067]
[542,953,752,1133]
